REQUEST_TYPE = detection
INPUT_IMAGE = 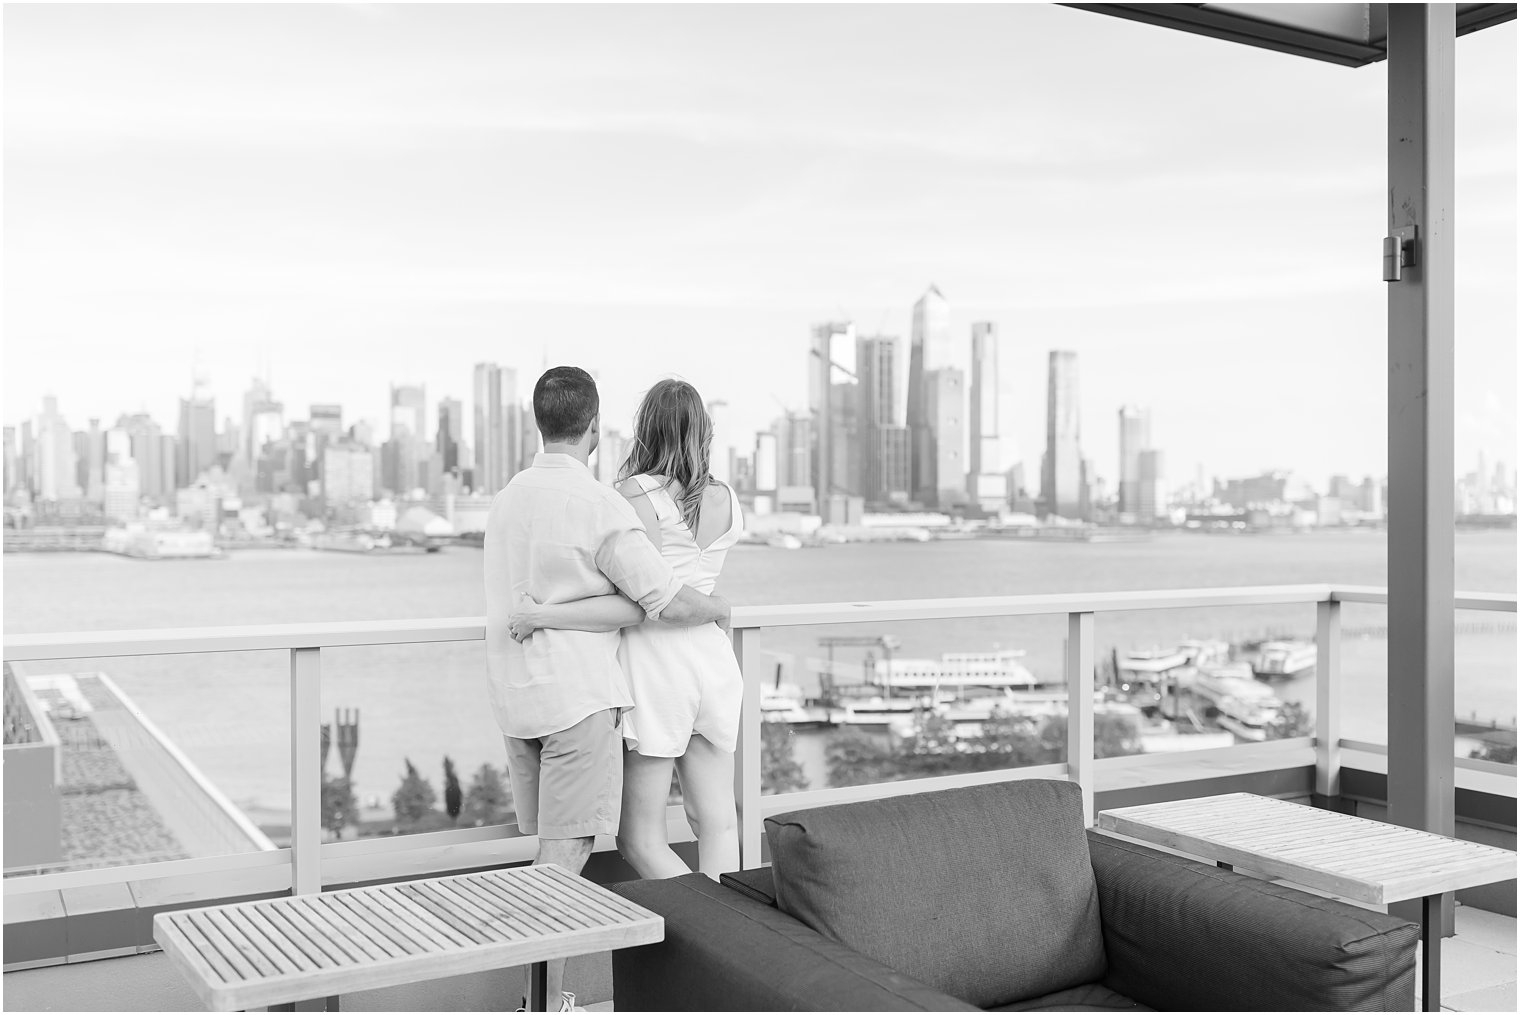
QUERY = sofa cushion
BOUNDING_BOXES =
[766,779,1106,1009]
[990,982,1149,1012]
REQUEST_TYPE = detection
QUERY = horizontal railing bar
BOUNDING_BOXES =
[8,586,1513,661]
[728,585,1338,629]
[3,618,487,661]
[1333,587,1517,612]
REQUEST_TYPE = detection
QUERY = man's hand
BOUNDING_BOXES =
[507,592,543,643]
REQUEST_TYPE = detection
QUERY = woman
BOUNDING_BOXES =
[507,378,744,879]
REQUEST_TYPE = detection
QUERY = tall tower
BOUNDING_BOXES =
[1118,406,1151,517]
[857,334,910,503]
[969,323,1000,477]
[473,363,504,495]
[36,396,81,502]
[177,393,217,488]
[1042,351,1083,519]
[808,321,856,500]
[437,397,463,476]
[907,285,951,500]
[927,368,967,507]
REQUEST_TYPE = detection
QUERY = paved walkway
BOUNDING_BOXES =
[1420,904,1517,1012]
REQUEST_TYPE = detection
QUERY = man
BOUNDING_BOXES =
[484,366,729,1011]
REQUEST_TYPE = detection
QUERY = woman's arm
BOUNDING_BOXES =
[508,592,646,642]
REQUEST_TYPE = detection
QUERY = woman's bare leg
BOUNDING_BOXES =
[674,735,739,879]
[615,750,691,879]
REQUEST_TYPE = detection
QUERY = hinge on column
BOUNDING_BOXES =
[1382,225,1418,282]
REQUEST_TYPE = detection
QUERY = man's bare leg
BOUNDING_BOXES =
[534,835,594,1008]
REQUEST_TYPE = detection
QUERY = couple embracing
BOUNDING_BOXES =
[483,367,743,1008]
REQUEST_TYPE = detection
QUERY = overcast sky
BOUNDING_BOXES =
[4,3,1514,487]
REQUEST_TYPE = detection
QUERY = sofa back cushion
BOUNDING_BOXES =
[765,779,1106,1009]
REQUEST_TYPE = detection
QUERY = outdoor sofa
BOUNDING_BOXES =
[609,779,1419,1011]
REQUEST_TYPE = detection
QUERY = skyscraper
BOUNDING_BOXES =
[436,397,463,476]
[36,396,81,502]
[808,321,856,500]
[1138,450,1166,523]
[907,285,951,499]
[177,394,217,488]
[473,363,505,495]
[857,334,910,503]
[118,413,173,503]
[927,367,967,507]
[2,425,17,499]
[309,404,344,441]
[968,323,1007,511]
[243,378,284,464]
[1117,406,1152,517]
[1042,351,1083,519]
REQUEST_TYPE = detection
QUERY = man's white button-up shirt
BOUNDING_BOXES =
[485,452,682,740]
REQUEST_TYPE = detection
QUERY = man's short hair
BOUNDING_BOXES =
[534,367,599,444]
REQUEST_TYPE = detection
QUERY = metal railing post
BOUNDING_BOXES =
[290,647,323,896]
[1065,612,1095,826]
[731,627,764,869]
[1315,599,1342,798]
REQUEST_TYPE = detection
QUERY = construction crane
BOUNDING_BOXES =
[815,635,901,702]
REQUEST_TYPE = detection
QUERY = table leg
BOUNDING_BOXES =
[529,961,549,1012]
[1421,894,1440,1012]
[1216,862,1234,872]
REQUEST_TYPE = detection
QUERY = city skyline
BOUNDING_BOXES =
[3,5,1514,485]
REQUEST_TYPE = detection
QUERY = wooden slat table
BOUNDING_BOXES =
[152,863,662,1012]
[1098,793,1516,1012]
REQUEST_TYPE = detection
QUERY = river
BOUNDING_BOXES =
[4,529,1514,822]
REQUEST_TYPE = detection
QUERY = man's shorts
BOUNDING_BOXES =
[503,709,623,839]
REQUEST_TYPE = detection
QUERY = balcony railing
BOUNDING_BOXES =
[3,584,1514,914]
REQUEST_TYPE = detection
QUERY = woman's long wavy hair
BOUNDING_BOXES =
[618,379,717,532]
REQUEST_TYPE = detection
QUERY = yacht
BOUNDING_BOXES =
[1253,640,1317,681]
[1194,666,1283,742]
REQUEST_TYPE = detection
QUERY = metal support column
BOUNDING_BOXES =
[731,627,765,869]
[1314,599,1342,798]
[290,647,323,897]
[1065,612,1095,826]
[1386,2,1456,937]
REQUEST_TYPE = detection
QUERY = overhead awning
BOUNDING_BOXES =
[1064,3,1516,66]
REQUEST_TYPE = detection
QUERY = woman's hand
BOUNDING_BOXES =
[508,592,545,643]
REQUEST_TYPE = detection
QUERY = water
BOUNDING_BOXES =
[4,530,1514,821]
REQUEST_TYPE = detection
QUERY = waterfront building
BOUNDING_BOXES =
[907,285,952,500]
[1118,405,1151,518]
[969,323,1007,512]
[36,396,81,503]
[19,420,36,498]
[1042,351,1084,520]
[176,395,217,489]
[82,419,106,505]
[117,414,172,504]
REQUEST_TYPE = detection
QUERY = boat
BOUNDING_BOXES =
[1193,666,1283,742]
[1253,640,1316,680]
[1114,646,1195,714]
[765,533,803,550]
[761,682,816,725]
[311,530,442,554]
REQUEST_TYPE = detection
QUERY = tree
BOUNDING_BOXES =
[1036,713,1144,760]
[762,721,810,795]
[442,756,463,824]
[826,729,900,788]
[1267,701,1313,740]
[462,763,513,826]
[391,758,437,826]
[321,776,357,839]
